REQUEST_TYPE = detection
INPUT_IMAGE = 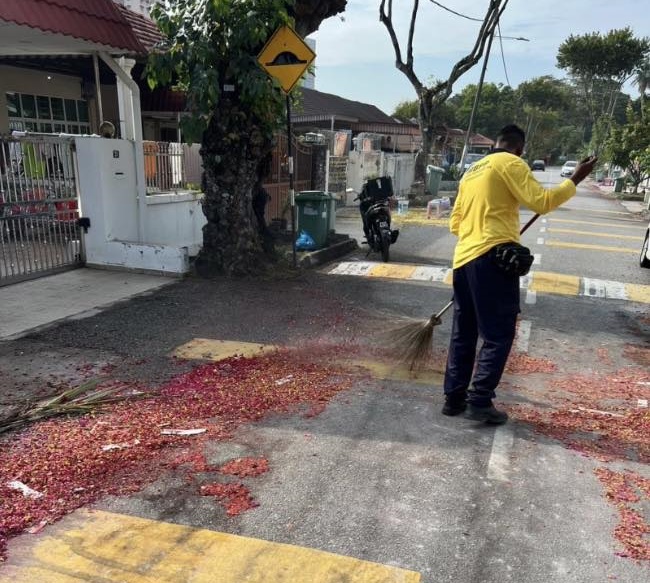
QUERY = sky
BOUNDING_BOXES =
[307,0,649,115]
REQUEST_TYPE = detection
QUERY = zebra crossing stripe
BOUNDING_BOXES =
[328,261,650,304]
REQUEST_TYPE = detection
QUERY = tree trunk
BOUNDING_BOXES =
[416,96,435,182]
[195,96,272,276]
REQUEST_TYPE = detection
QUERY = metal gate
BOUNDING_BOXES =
[264,133,313,222]
[0,135,82,287]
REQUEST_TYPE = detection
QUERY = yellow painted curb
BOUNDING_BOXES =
[0,510,421,583]
[368,264,417,280]
[547,228,643,241]
[529,271,580,296]
[545,241,638,254]
[172,338,277,361]
[625,283,650,304]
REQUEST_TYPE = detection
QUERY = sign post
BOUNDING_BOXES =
[258,26,316,267]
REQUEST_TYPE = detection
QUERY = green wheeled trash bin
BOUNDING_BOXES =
[295,191,332,249]
[426,165,445,196]
[614,177,624,193]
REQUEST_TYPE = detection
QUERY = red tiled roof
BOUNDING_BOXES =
[116,5,164,53]
[0,0,145,53]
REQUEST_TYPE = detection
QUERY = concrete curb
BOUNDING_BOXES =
[298,237,358,269]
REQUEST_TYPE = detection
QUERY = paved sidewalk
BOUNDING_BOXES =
[0,268,175,340]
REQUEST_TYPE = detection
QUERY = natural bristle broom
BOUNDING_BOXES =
[393,213,540,371]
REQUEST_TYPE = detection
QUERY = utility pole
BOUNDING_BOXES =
[458,34,530,171]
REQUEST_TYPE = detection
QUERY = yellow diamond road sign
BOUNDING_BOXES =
[258,26,316,94]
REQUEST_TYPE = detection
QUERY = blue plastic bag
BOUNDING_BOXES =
[295,230,316,250]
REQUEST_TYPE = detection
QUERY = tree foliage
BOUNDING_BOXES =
[557,28,649,151]
[604,104,650,193]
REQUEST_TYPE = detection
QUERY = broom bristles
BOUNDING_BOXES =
[387,314,442,371]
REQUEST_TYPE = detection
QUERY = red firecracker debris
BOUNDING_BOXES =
[200,482,258,515]
[0,348,355,561]
[218,457,269,478]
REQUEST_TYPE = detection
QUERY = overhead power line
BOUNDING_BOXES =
[428,0,483,22]
[497,23,511,86]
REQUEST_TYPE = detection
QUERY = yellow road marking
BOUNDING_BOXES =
[567,208,630,215]
[547,228,643,241]
[549,218,644,229]
[171,338,444,384]
[342,358,444,385]
[625,283,650,304]
[173,338,277,361]
[530,271,580,296]
[545,241,639,253]
[0,510,420,583]
[368,264,417,279]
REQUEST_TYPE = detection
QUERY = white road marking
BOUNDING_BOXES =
[515,320,532,353]
[541,218,547,224]
[638,399,648,408]
[487,427,514,482]
[525,290,537,304]
[537,237,545,245]
[539,227,546,233]
[582,278,627,300]
[328,261,375,276]
[533,254,541,265]
[410,266,450,282]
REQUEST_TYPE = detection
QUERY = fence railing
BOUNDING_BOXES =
[143,141,202,193]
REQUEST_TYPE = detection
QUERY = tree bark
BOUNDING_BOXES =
[195,96,272,276]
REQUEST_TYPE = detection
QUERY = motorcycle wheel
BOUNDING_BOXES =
[379,229,390,262]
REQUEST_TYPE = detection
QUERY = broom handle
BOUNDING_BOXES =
[432,213,541,323]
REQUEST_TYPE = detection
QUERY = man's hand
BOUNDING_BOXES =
[570,156,598,186]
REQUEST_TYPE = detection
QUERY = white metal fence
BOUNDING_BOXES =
[143,141,202,193]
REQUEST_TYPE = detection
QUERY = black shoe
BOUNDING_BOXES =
[441,399,467,416]
[464,404,509,425]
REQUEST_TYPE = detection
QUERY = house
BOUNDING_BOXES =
[292,88,422,155]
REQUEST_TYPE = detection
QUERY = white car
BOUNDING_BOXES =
[641,220,650,268]
[561,160,577,177]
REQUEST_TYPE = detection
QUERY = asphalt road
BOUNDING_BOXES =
[1,171,648,582]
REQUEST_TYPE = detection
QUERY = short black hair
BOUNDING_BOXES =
[496,124,526,148]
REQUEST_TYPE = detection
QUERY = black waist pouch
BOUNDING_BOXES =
[491,242,534,276]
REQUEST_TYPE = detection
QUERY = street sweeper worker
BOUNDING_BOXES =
[442,124,597,424]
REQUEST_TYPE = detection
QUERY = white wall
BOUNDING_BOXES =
[346,151,416,197]
[75,137,204,275]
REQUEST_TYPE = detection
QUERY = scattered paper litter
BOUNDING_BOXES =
[26,519,48,534]
[101,439,141,452]
[569,407,625,418]
[8,480,43,499]
[161,428,206,436]
[274,375,294,386]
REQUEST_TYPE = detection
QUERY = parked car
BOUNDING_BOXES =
[641,219,650,268]
[561,160,577,177]
[531,159,546,171]
[457,152,485,173]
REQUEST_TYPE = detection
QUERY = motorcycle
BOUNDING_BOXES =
[357,176,399,262]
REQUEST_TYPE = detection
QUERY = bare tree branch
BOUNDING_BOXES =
[380,0,424,94]
[406,0,419,71]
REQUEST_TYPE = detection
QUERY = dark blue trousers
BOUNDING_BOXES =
[443,250,520,406]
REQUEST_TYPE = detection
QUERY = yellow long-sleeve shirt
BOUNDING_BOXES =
[449,151,576,268]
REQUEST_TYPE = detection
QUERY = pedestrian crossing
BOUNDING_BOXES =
[328,261,650,304]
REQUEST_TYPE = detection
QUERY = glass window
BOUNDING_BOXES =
[37,96,51,119]
[77,100,89,122]
[6,93,21,116]
[64,99,77,121]
[51,98,65,120]
[21,95,36,119]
